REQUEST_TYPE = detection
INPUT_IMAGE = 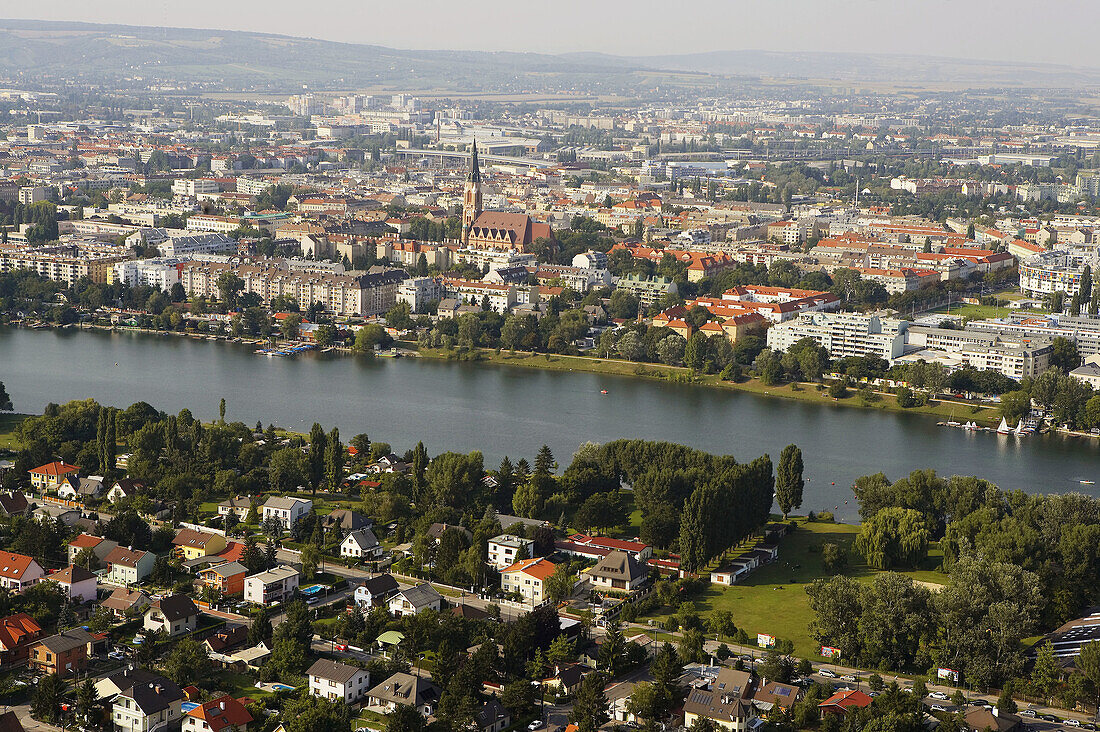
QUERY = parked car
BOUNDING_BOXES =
[1066,720,1081,728]
[841,674,858,682]
[930,704,948,712]
[1020,709,1037,717]
[930,692,950,701]
[819,669,838,678]
[527,722,545,731]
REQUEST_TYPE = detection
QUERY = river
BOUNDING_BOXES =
[2,327,1098,521]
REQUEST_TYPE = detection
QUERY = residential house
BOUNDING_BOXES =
[500,557,558,607]
[322,509,374,533]
[203,625,249,656]
[368,454,408,474]
[352,574,399,609]
[426,523,473,543]
[94,667,162,702]
[144,595,200,637]
[68,533,119,565]
[542,664,588,696]
[818,689,873,718]
[487,534,535,570]
[0,491,29,518]
[367,672,441,716]
[30,629,90,677]
[261,496,312,530]
[710,559,755,586]
[476,699,511,732]
[217,497,253,522]
[57,475,105,501]
[0,551,45,593]
[104,546,155,586]
[33,503,82,527]
[387,583,442,617]
[0,613,42,667]
[308,659,371,704]
[198,562,248,597]
[557,534,652,562]
[961,706,1022,732]
[752,681,802,711]
[183,696,253,732]
[340,529,382,560]
[243,565,299,605]
[101,587,152,619]
[44,564,98,603]
[682,668,757,732]
[106,479,145,503]
[172,529,228,561]
[28,461,80,491]
[584,550,648,593]
[112,677,185,732]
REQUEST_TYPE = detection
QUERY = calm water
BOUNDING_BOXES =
[2,327,1098,521]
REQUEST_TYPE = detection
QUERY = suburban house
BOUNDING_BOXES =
[198,562,248,597]
[183,695,253,732]
[322,509,374,532]
[101,587,152,619]
[500,557,558,607]
[243,565,299,605]
[426,522,473,543]
[0,551,45,593]
[68,533,119,565]
[144,595,200,637]
[710,559,755,586]
[94,667,162,702]
[28,461,80,491]
[753,681,803,711]
[367,672,441,716]
[476,699,511,732]
[387,583,442,617]
[0,613,43,668]
[962,706,1023,732]
[112,677,185,732]
[106,479,145,503]
[217,497,253,522]
[818,689,873,718]
[57,475,106,501]
[0,491,29,518]
[44,564,98,603]
[682,668,757,732]
[30,629,91,677]
[203,626,249,656]
[261,496,312,530]
[340,528,382,560]
[556,534,652,562]
[307,658,371,704]
[172,529,228,561]
[104,546,155,586]
[584,550,649,593]
[352,574,399,609]
[487,534,535,570]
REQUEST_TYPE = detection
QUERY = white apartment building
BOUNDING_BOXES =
[767,311,908,362]
[185,215,240,234]
[261,496,312,529]
[396,277,445,313]
[172,179,220,197]
[487,535,535,570]
[904,325,1053,380]
[159,232,237,258]
[500,557,557,607]
[243,565,299,605]
[442,277,517,313]
[112,258,182,291]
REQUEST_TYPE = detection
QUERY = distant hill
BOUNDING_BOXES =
[1,18,1098,92]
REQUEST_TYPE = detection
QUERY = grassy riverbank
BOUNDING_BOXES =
[413,346,1002,426]
[0,413,28,450]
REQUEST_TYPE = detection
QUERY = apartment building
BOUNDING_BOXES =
[396,277,445,313]
[904,325,1053,380]
[112,258,183,291]
[159,232,237,258]
[613,273,678,307]
[441,277,517,313]
[487,535,535,570]
[261,496,312,529]
[243,565,299,605]
[0,241,129,286]
[767,312,908,361]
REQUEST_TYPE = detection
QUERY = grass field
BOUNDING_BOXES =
[642,518,949,660]
[0,413,28,450]
[925,303,1012,321]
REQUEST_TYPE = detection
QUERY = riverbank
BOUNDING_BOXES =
[0,413,29,450]
[414,346,1003,426]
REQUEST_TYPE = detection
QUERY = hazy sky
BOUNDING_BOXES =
[7,0,1100,68]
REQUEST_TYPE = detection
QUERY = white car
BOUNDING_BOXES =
[1066,720,1082,727]
[527,722,545,731]
[930,704,948,712]
[929,691,950,701]
[1020,709,1037,717]
[841,674,857,682]
[819,669,838,678]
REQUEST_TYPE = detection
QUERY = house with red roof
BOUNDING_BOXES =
[29,461,80,491]
[0,551,45,593]
[818,689,873,718]
[0,613,43,667]
[501,557,559,607]
[183,696,253,732]
[67,533,119,565]
[558,534,652,562]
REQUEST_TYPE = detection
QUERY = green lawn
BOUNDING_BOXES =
[203,669,272,699]
[641,518,949,660]
[0,413,28,450]
[925,302,1011,321]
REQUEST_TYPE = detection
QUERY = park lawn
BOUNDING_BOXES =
[642,519,950,660]
[0,413,28,450]
[926,302,1011,321]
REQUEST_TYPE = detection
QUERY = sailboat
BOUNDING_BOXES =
[1014,419,1031,436]
[997,417,1012,435]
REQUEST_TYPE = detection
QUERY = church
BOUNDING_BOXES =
[461,141,555,254]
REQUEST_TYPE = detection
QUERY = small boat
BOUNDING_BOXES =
[996,417,1012,435]
[600,390,608,395]
[1082,480,1095,485]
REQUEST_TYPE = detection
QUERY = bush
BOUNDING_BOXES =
[828,380,849,399]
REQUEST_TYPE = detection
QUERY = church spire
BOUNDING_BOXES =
[468,139,481,184]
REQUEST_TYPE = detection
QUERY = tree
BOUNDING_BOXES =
[301,544,321,578]
[1030,643,1061,702]
[821,542,847,573]
[571,672,610,732]
[384,703,426,732]
[270,599,312,675]
[216,272,245,309]
[248,605,273,646]
[0,381,12,411]
[855,507,929,569]
[324,426,344,492]
[76,678,98,728]
[1051,337,1082,373]
[283,694,353,732]
[269,446,308,493]
[1076,640,1100,715]
[627,683,661,724]
[775,444,804,517]
[679,628,706,664]
[501,680,536,717]
[545,562,576,603]
[163,637,209,684]
[32,672,67,723]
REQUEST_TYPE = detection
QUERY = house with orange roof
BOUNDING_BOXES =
[501,557,559,607]
[172,528,228,561]
[67,533,119,566]
[44,565,98,604]
[0,551,45,593]
[183,695,253,732]
[29,461,80,491]
[0,613,43,667]
[818,689,873,718]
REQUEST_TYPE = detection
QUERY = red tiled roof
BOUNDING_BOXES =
[0,552,36,580]
[29,462,80,477]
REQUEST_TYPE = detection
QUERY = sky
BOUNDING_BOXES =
[6,0,1100,69]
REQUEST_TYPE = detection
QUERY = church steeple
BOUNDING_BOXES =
[462,139,483,246]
